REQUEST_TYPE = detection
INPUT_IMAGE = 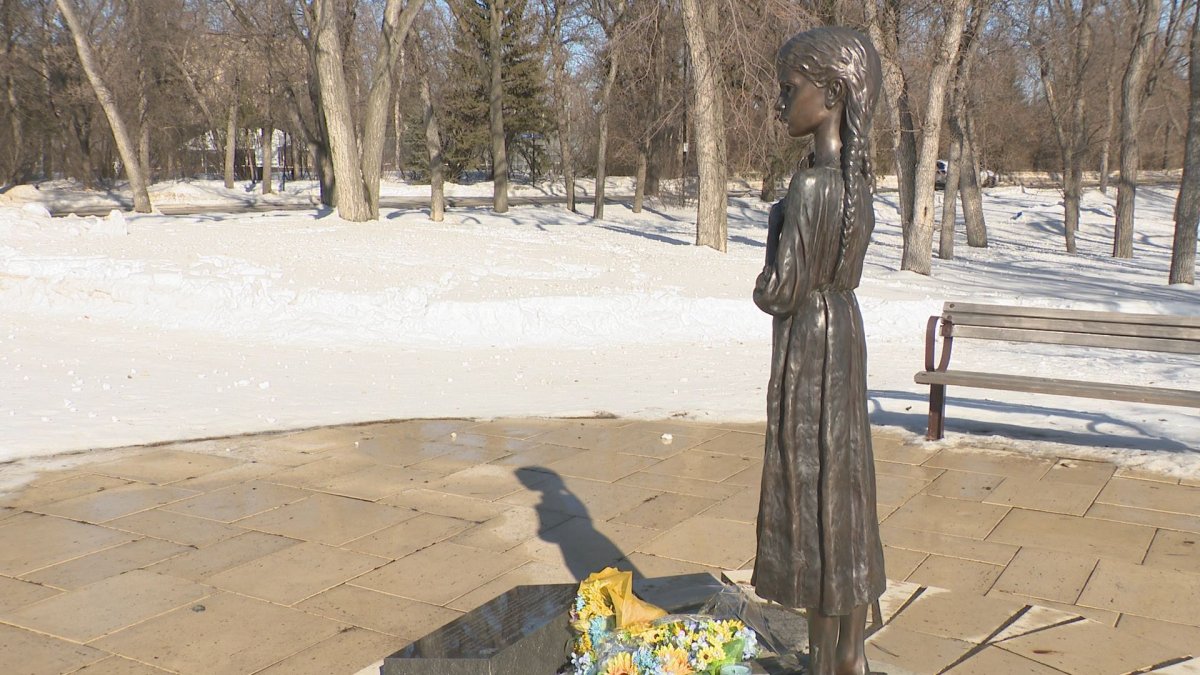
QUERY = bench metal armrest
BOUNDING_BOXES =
[925,315,954,372]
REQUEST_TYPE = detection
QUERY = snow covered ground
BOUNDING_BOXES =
[0,176,646,212]
[0,177,1197,481]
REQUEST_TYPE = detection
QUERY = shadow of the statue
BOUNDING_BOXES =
[518,467,644,582]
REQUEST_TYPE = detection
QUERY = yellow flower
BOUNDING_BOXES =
[601,651,639,675]
[578,583,615,621]
[576,631,593,655]
[708,621,734,643]
[698,642,726,667]
[655,646,691,675]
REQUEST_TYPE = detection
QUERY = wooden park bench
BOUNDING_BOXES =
[915,302,1200,440]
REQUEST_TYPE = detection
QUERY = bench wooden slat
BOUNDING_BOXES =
[949,325,1200,355]
[944,302,1200,329]
[943,312,1200,341]
[915,370,1200,407]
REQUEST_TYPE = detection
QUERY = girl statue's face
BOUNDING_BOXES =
[775,64,839,139]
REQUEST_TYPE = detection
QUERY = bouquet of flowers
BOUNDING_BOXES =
[568,568,759,675]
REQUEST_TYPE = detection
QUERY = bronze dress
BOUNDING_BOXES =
[751,166,886,615]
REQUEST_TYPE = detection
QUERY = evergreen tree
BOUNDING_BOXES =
[443,0,551,181]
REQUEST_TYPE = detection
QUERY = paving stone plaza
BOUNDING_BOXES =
[0,418,1197,674]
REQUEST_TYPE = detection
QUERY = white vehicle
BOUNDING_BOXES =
[935,160,997,189]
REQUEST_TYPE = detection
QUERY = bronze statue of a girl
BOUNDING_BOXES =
[752,27,886,675]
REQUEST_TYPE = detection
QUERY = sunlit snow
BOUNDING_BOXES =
[0,178,1196,481]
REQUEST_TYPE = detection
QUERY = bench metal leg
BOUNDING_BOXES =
[927,384,947,440]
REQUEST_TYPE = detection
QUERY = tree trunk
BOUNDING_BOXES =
[940,4,988,260]
[4,72,22,183]
[895,87,918,231]
[549,0,575,212]
[261,125,273,194]
[866,0,917,232]
[901,0,972,275]
[1034,0,1093,253]
[138,103,151,184]
[132,0,152,185]
[316,144,335,206]
[593,50,619,219]
[359,2,420,219]
[761,161,778,202]
[939,134,961,260]
[1100,60,1117,194]
[1171,3,1200,284]
[312,0,371,220]
[681,0,727,252]
[1065,14,1091,249]
[306,0,418,220]
[56,0,152,212]
[489,0,509,213]
[394,86,403,178]
[420,72,444,222]
[1114,0,1164,258]
[298,72,335,206]
[633,143,647,213]
[224,86,237,188]
[960,114,988,247]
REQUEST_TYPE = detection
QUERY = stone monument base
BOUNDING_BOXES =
[382,573,728,675]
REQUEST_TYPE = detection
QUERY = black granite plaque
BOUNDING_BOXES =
[382,574,730,675]
[382,583,576,675]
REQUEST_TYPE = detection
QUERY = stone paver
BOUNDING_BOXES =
[0,419,1194,674]
[991,546,1099,604]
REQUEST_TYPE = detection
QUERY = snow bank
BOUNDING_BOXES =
[0,182,1197,480]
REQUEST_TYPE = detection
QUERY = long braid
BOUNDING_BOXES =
[835,39,878,284]
[839,80,865,273]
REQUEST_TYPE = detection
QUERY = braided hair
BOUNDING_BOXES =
[778,28,882,283]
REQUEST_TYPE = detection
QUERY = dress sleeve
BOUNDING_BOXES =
[753,173,812,316]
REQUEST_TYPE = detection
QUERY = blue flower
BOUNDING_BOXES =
[570,651,595,675]
[633,646,663,674]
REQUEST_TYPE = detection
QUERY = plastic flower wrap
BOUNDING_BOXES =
[568,568,759,675]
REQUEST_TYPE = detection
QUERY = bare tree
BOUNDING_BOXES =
[959,107,988,247]
[1098,54,1117,194]
[419,68,445,222]
[128,0,153,184]
[940,2,989,260]
[261,110,273,194]
[225,82,238,188]
[55,0,152,212]
[632,6,671,214]
[1171,1,1199,284]
[681,0,727,251]
[1032,0,1095,253]
[544,0,577,211]
[1,0,28,184]
[1113,0,1164,258]
[866,0,918,233]
[590,0,628,219]
[304,0,422,221]
[902,0,972,275]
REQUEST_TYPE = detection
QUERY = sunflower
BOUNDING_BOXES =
[655,645,691,675]
[695,642,727,669]
[600,651,639,675]
[710,620,741,643]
